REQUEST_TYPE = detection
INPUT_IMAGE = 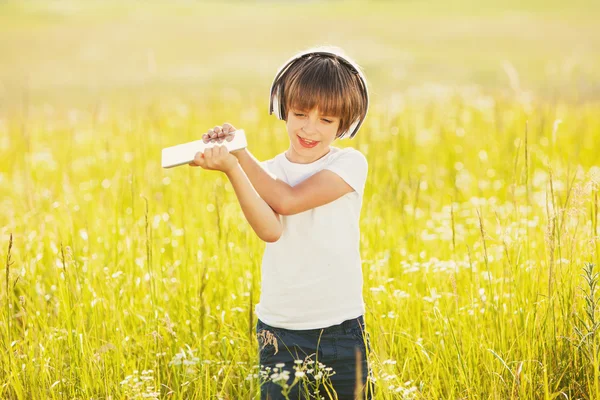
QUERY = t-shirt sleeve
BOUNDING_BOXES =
[323,149,368,197]
[260,159,272,172]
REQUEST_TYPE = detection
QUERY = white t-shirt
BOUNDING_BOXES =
[255,146,368,330]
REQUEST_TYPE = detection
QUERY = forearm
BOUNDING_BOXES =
[233,149,293,213]
[225,164,282,243]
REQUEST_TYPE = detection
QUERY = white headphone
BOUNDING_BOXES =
[269,50,369,140]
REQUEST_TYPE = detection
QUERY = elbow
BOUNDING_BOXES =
[261,229,282,243]
[259,216,283,243]
[263,234,281,243]
[272,195,294,216]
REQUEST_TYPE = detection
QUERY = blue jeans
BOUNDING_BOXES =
[256,315,375,400]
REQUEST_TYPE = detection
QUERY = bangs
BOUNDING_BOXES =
[284,61,348,118]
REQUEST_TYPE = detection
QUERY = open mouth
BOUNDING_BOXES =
[297,135,319,148]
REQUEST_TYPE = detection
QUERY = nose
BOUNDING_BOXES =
[302,119,318,136]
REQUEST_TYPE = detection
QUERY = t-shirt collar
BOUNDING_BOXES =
[282,147,334,167]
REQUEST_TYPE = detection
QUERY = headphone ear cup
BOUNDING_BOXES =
[278,86,286,120]
[271,85,284,120]
[338,118,360,140]
[270,86,277,119]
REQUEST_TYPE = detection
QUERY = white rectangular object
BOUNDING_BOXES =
[161,129,247,168]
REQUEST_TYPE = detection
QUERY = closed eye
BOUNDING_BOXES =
[294,112,333,123]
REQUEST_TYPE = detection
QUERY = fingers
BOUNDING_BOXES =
[203,146,224,168]
[203,123,237,144]
[209,145,227,159]
[202,129,216,143]
[213,126,225,143]
[205,145,224,157]
[201,147,216,169]
[190,145,233,172]
[192,151,206,168]
[222,123,236,142]
[210,128,219,141]
[216,126,234,144]
[222,122,236,134]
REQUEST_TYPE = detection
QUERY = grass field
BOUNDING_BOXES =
[1,1,600,398]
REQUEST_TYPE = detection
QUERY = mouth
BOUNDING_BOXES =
[297,135,319,148]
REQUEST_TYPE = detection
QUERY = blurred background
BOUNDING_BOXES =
[1,0,599,110]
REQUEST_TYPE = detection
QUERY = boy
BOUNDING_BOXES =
[190,47,374,399]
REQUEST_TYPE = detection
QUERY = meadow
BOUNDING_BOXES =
[1,1,600,398]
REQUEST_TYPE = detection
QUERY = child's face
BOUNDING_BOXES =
[285,107,340,157]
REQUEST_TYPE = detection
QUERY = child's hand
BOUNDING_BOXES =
[188,124,239,173]
[202,123,243,154]
[189,145,238,174]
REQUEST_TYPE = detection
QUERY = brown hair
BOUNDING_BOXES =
[278,52,368,138]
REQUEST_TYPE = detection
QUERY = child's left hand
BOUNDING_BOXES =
[188,124,239,174]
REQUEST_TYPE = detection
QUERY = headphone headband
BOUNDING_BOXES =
[269,49,369,140]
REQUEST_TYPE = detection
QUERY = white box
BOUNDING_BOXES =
[161,129,247,168]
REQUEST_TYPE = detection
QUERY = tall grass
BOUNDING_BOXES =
[0,86,599,398]
[1,1,600,399]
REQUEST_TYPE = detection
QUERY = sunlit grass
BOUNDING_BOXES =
[1,85,599,398]
[1,1,600,399]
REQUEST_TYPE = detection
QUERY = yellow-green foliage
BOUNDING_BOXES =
[1,1,600,399]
